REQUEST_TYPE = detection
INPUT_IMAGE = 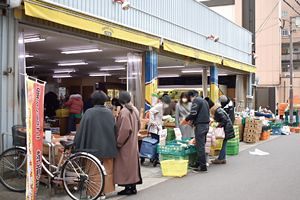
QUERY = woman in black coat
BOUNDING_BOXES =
[205,98,235,164]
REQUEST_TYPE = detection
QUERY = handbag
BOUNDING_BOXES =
[214,127,225,139]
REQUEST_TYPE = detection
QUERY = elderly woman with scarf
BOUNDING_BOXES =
[114,91,142,195]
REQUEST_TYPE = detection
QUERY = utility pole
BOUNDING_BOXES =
[289,16,294,125]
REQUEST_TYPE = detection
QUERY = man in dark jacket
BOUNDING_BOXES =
[219,95,235,124]
[185,90,210,172]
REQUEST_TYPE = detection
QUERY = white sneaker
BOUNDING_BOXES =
[206,162,210,167]
[99,194,106,200]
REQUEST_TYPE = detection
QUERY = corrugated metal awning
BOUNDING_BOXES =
[163,40,256,73]
[24,0,161,49]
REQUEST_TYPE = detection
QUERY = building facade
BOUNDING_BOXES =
[0,0,254,150]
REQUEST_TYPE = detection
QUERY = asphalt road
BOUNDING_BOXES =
[122,134,300,200]
[1,135,299,200]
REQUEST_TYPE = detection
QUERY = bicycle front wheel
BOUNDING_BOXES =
[0,147,27,192]
[61,153,105,200]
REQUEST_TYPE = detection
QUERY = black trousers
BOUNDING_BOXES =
[194,123,209,168]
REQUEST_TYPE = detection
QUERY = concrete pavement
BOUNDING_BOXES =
[0,135,298,200]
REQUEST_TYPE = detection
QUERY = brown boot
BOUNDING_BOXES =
[212,159,226,164]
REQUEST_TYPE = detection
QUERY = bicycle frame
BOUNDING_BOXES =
[16,143,107,182]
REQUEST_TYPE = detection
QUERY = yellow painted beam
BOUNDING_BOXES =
[24,1,160,49]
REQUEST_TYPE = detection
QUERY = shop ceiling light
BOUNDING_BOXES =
[158,74,180,78]
[24,35,46,43]
[61,48,102,54]
[119,77,136,80]
[25,54,34,58]
[58,62,88,66]
[158,66,185,69]
[54,69,76,73]
[100,66,126,71]
[53,74,72,78]
[26,66,35,69]
[89,73,112,77]
[115,59,128,63]
[182,70,203,73]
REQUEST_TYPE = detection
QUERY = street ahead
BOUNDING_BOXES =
[122,134,300,200]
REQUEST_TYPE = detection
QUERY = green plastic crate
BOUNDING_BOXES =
[160,154,189,161]
[157,143,197,156]
[226,145,239,155]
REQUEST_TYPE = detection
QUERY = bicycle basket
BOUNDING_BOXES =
[12,125,26,147]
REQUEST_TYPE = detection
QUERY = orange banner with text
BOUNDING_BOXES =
[25,78,45,200]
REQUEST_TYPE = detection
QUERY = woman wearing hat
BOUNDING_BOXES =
[74,91,117,198]
[114,91,142,195]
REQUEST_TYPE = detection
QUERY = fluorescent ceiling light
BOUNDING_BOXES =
[158,66,185,69]
[53,74,72,78]
[61,48,102,54]
[158,74,180,78]
[25,54,34,58]
[100,66,125,71]
[26,66,35,69]
[24,36,46,43]
[132,72,141,76]
[58,62,88,66]
[54,69,75,73]
[119,77,136,80]
[182,70,203,73]
[115,59,128,63]
[218,74,228,76]
[89,73,111,77]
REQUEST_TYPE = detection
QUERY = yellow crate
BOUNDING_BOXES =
[160,160,188,177]
[56,109,69,118]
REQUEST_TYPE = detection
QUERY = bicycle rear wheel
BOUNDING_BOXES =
[0,147,26,192]
[61,153,105,200]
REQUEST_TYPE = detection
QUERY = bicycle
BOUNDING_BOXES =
[0,140,106,200]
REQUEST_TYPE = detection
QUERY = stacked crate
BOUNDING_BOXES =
[226,126,240,155]
[243,118,263,143]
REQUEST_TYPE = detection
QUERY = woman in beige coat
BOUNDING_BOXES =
[114,91,142,195]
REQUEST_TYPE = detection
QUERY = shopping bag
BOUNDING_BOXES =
[214,127,225,139]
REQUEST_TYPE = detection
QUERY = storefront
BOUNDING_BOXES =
[0,0,255,150]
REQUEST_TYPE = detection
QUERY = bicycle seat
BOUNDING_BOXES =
[60,140,75,149]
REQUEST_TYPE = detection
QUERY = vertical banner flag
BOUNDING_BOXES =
[145,51,158,111]
[25,77,45,200]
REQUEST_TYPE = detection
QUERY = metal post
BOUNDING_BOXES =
[202,68,208,98]
[289,17,294,125]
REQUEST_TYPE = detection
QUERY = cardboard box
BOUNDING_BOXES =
[234,117,244,141]
[102,158,115,194]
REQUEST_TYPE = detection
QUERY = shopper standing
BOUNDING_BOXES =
[175,92,194,138]
[74,91,117,198]
[219,95,235,124]
[148,95,172,140]
[185,90,210,172]
[206,97,235,164]
[64,93,83,133]
[114,91,142,195]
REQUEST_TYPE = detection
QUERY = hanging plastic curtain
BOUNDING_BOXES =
[127,53,143,110]
[18,32,26,125]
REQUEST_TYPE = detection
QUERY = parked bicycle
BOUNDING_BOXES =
[0,140,106,200]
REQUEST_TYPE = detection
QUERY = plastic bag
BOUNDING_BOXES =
[214,127,225,139]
